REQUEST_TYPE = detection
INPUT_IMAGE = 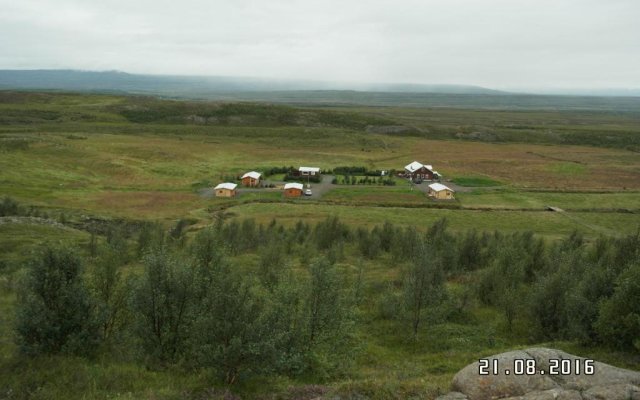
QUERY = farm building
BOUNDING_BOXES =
[214,182,238,197]
[283,182,304,198]
[404,161,435,181]
[428,183,455,200]
[297,166,321,176]
[241,171,262,187]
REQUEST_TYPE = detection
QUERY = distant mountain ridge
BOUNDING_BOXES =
[0,69,504,95]
[1,69,639,111]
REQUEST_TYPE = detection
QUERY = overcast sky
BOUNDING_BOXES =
[0,0,638,90]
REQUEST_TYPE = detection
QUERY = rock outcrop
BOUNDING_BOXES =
[437,348,640,400]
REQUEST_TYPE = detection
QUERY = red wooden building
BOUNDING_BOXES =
[403,161,435,181]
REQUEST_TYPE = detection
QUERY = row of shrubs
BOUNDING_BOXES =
[283,174,322,183]
[241,166,391,179]
[332,166,393,176]
[332,176,396,186]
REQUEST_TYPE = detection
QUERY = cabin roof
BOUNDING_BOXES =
[284,182,304,190]
[299,166,320,173]
[242,171,261,179]
[214,182,238,190]
[428,183,454,192]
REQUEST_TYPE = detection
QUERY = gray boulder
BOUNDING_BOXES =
[436,348,640,400]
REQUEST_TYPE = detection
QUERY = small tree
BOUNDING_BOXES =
[191,264,274,384]
[131,247,194,364]
[106,225,130,263]
[403,242,446,338]
[258,241,287,289]
[595,263,640,350]
[169,219,190,248]
[90,244,131,340]
[306,257,346,345]
[479,244,528,332]
[0,196,20,216]
[137,221,165,257]
[88,230,98,258]
[313,216,350,250]
[16,246,98,355]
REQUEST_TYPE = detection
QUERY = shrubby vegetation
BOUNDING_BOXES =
[332,166,389,177]
[0,196,21,216]
[334,175,396,186]
[114,98,395,129]
[283,173,322,183]
[7,214,640,396]
[16,246,99,355]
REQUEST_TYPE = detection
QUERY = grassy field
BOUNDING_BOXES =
[1,118,638,222]
[218,203,640,239]
[450,176,502,187]
[322,185,426,205]
[1,91,640,399]
[348,105,640,150]
[457,189,640,210]
[0,221,89,263]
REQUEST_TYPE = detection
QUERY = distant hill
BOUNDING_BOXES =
[1,69,639,111]
[0,69,503,95]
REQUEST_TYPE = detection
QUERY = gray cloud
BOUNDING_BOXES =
[0,0,638,89]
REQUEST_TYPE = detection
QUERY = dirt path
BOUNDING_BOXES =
[304,175,335,199]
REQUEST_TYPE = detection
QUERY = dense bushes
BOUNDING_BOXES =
[352,221,640,348]
[283,173,322,183]
[335,175,396,185]
[12,216,640,388]
[14,218,359,383]
[332,166,386,176]
[262,166,294,176]
[0,196,21,216]
[16,246,99,355]
[115,99,395,129]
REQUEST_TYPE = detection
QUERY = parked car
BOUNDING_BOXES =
[304,189,312,196]
[414,178,423,184]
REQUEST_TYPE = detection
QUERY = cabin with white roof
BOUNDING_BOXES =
[298,166,321,176]
[241,171,262,187]
[214,182,238,197]
[404,161,435,181]
[283,182,304,198]
[428,183,455,200]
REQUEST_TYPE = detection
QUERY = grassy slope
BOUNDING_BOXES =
[1,92,640,399]
[1,119,638,222]
[457,190,640,210]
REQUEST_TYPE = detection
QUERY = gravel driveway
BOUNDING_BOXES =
[302,174,335,199]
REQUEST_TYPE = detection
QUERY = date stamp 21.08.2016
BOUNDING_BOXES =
[479,358,595,376]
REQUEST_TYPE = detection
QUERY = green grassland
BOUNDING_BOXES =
[323,186,426,205]
[457,189,640,211]
[1,91,640,399]
[222,203,640,239]
[450,176,502,187]
[0,221,89,263]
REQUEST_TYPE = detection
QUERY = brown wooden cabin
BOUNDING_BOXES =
[404,161,435,180]
[241,171,262,187]
[214,182,238,197]
[284,182,304,197]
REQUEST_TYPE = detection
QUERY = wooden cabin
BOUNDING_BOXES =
[428,183,455,200]
[241,171,262,187]
[283,182,304,198]
[296,166,321,176]
[404,161,435,181]
[214,182,238,197]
